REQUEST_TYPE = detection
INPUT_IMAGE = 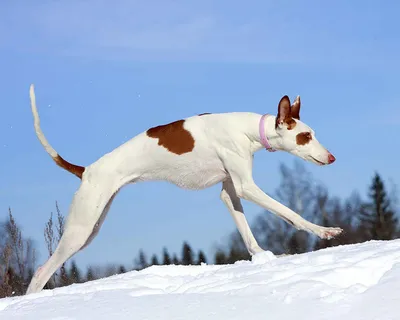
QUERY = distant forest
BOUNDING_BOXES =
[1,160,398,298]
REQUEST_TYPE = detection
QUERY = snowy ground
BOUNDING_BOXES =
[1,240,400,320]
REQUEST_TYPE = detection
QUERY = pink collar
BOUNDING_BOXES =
[259,114,276,152]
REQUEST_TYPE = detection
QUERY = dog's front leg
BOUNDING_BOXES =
[220,178,265,256]
[222,154,343,240]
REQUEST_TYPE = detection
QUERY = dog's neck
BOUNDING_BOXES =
[245,113,281,154]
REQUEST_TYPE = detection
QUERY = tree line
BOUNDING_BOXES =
[1,160,398,298]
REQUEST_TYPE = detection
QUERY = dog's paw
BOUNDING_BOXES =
[318,227,343,240]
[251,250,277,265]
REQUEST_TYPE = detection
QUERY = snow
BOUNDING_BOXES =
[2,240,400,320]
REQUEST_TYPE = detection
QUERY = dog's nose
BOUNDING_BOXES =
[328,153,336,164]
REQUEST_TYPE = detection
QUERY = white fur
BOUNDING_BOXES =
[30,84,58,158]
[26,86,342,294]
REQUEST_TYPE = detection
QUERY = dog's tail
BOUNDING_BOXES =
[29,84,85,179]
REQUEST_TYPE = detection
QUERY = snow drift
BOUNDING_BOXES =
[1,239,400,320]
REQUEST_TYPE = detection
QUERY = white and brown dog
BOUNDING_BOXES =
[26,84,342,294]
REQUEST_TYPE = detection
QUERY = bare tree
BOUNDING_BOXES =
[44,211,56,288]
[44,201,67,288]
[0,237,12,297]
[0,208,36,297]
[253,161,317,254]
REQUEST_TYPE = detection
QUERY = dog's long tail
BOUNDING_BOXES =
[29,84,85,179]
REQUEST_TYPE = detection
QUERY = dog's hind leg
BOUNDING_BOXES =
[80,191,118,251]
[26,181,117,295]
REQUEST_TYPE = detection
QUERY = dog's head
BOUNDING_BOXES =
[274,95,335,166]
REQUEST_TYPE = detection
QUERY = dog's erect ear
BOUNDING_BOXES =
[291,96,301,120]
[276,95,291,125]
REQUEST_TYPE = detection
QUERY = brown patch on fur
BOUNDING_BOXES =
[275,117,296,130]
[147,119,195,155]
[296,132,312,145]
[198,113,211,116]
[286,118,296,130]
[54,155,85,179]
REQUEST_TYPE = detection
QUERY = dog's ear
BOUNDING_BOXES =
[291,96,301,120]
[276,95,291,126]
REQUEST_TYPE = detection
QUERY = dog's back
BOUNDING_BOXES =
[86,112,259,190]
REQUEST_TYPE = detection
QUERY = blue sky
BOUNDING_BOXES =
[1,1,399,269]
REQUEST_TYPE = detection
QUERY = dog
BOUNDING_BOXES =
[26,84,342,294]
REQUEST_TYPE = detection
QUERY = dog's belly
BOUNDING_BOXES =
[170,168,228,190]
[142,164,228,190]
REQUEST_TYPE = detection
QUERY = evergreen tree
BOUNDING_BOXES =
[86,266,95,282]
[360,173,398,240]
[172,254,180,265]
[134,249,148,270]
[226,247,249,264]
[162,247,171,265]
[59,264,69,287]
[214,250,227,265]
[181,242,194,265]
[69,260,81,284]
[151,254,159,265]
[196,250,207,265]
[118,265,126,274]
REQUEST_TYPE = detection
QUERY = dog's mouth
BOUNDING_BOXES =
[309,156,326,166]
